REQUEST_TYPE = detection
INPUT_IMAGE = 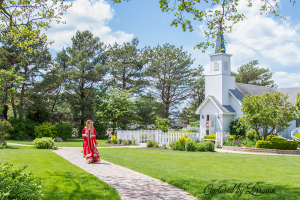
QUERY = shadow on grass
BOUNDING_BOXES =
[4,145,19,149]
[41,171,119,200]
[167,178,300,200]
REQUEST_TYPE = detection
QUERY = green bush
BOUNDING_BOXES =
[204,134,216,139]
[8,118,39,140]
[154,142,159,148]
[195,142,215,151]
[185,140,197,151]
[55,122,73,140]
[33,137,55,149]
[0,163,42,199]
[0,119,13,147]
[229,119,247,137]
[122,140,129,145]
[294,133,300,139]
[155,116,169,132]
[34,122,57,138]
[196,142,206,151]
[229,135,237,140]
[93,123,108,139]
[204,141,215,151]
[255,139,298,150]
[146,140,153,147]
[162,144,167,149]
[246,129,258,140]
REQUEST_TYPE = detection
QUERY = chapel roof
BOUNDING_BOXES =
[229,83,300,104]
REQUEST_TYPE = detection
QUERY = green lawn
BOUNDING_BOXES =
[0,145,120,200]
[100,148,300,200]
[7,138,111,147]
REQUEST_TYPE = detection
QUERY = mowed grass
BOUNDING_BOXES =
[7,138,111,147]
[100,148,300,200]
[0,145,120,200]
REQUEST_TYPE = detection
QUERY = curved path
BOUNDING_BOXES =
[54,147,197,200]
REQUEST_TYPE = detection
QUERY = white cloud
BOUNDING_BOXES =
[227,1,300,66]
[46,0,134,51]
[273,72,300,88]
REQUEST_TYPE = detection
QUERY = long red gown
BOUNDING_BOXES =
[82,127,100,163]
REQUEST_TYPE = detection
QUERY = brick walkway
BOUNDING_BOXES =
[54,147,198,200]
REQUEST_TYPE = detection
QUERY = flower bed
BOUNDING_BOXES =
[223,145,300,155]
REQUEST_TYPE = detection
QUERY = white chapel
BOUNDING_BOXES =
[195,26,300,139]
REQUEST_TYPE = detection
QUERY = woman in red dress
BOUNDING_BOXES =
[82,120,100,164]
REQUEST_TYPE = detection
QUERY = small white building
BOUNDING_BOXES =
[195,32,300,139]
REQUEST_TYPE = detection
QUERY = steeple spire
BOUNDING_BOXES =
[215,21,226,53]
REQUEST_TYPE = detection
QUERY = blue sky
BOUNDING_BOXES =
[46,0,300,88]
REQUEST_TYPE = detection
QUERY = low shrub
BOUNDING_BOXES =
[162,144,167,149]
[122,140,129,145]
[0,163,42,199]
[195,142,215,151]
[256,139,298,150]
[154,142,159,148]
[229,118,247,137]
[33,137,55,149]
[229,135,237,140]
[172,141,184,151]
[55,122,73,140]
[128,140,132,145]
[132,137,137,145]
[8,118,39,140]
[109,135,118,144]
[205,141,215,151]
[204,134,215,139]
[186,140,197,151]
[246,129,258,140]
[294,133,300,139]
[146,140,153,147]
[178,134,192,147]
[224,139,242,147]
[196,142,206,151]
[34,122,57,138]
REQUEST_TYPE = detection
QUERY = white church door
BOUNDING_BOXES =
[209,115,215,135]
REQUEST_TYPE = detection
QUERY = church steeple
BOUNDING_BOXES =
[215,21,226,53]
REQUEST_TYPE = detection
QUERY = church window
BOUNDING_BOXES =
[214,62,219,71]
[224,62,228,71]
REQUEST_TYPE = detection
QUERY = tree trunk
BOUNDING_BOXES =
[3,105,8,120]
[11,94,17,119]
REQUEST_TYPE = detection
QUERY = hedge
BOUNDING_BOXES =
[204,134,236,140]
[255,140,298,150]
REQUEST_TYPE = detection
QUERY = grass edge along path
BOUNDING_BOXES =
[99,148,300,200]
[6,138,111,147]
[0,145,120,200]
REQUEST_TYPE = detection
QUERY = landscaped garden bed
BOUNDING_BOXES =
[222,145,300,155]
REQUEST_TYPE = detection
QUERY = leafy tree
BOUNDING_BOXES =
[0,28,52,119]
[240,91,297,140]
[0,0,72,52]
[231,60,275,87]
[134,95,162,128]
[146,44,197,119]
[112,0,295,52]
[57,30,108,125]
[0,69,23,119]
[93,88,138,135]
[295,92,300,118]
[178,100,200,124]
[155,116,169,132]
[105,38,148,93]
[26,97,51,124]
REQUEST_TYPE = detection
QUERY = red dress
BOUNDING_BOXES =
[82,127,100,163]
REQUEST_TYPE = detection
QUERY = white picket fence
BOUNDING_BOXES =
[117,130,229,147]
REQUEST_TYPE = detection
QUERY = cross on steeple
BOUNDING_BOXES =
[215,21,226,53]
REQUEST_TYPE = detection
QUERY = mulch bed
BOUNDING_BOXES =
[223,145,300,155]
[105,143,138,146]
